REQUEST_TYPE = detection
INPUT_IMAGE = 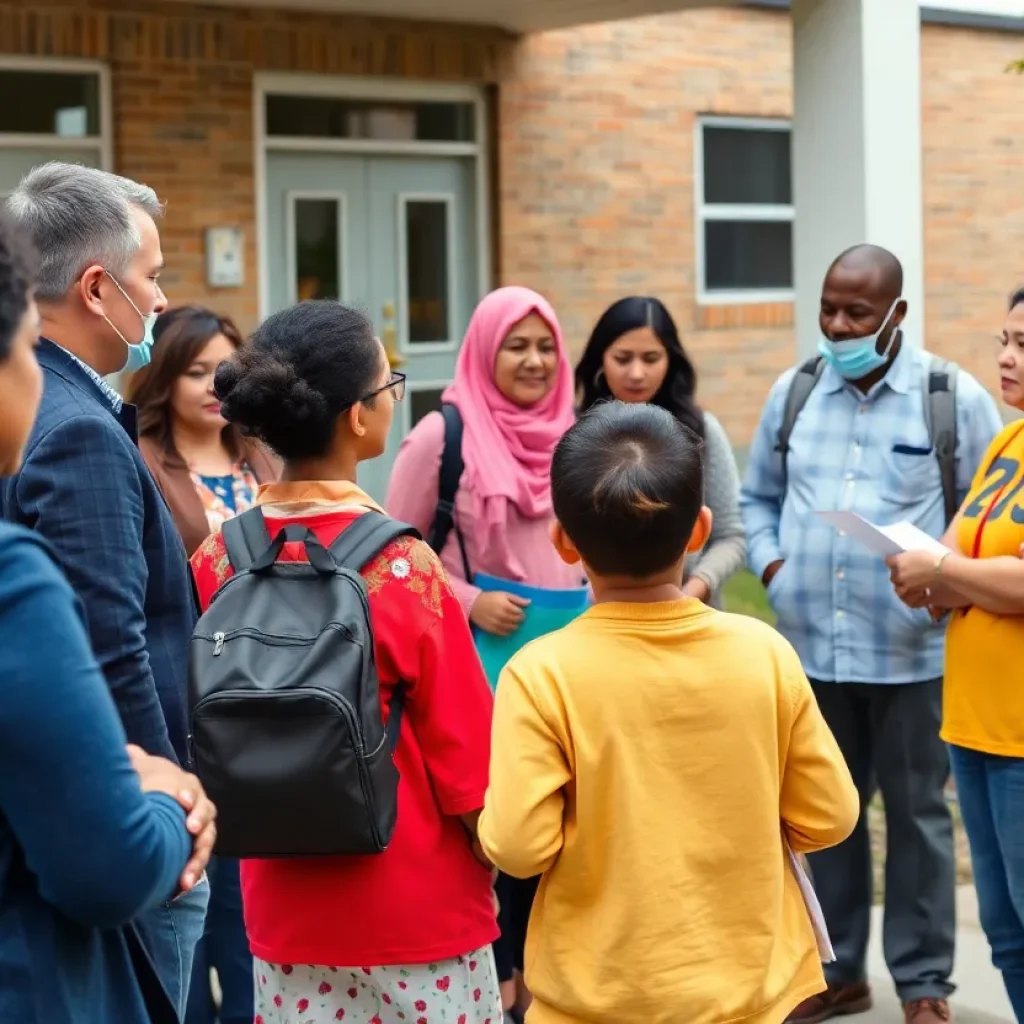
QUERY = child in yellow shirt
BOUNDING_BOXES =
[478,401,859,1024]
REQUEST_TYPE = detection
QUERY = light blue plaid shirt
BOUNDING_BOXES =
[740,345,1002,684]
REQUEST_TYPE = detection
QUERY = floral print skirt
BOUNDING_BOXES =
[254,945,503,1024]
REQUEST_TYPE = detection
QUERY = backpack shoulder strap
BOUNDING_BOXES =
[924,355,960,525]
[778,357,825,489]
[427,404,466,547]
[329,511,421,573]
[329,511,421,752]
[221,507,272,572]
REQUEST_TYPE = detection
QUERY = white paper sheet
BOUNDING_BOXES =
[816,511,949,559]
[786,842,836,963]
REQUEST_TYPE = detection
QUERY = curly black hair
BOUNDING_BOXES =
[0,215,36,361]
[575,296,705,440]
[214,300,381,461]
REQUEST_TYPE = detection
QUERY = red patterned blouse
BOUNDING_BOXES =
[190,480,498,968]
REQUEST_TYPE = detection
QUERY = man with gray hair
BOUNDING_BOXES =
[0,161,210,1020]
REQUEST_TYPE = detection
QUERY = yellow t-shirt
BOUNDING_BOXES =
[478,599,859,1024]
[944,420,1024,757]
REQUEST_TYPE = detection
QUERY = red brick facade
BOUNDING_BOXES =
[2,1,1022,446]
[499,6,1024,445]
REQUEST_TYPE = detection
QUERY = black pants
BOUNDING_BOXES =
[808,680,956,1003]
[493,872,540,983]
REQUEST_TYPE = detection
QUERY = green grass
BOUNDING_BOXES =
[722,569,776,624]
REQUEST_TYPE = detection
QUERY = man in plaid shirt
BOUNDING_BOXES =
[741,245,1002,1024]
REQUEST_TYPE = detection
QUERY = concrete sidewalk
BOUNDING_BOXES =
[860,887,1014,1023]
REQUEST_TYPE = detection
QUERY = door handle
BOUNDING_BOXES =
[381,301,405,368]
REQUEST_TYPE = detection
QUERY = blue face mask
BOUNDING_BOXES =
[817,298,903,381]
[103,271,158,373]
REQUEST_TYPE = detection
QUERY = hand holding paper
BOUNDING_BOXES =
[816,511,949,559]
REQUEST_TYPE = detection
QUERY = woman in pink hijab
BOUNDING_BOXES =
[386,285,582,1021]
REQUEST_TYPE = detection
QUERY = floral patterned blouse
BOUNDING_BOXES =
[192,463,259,536]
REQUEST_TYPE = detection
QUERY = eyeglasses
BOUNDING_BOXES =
[359,371,406,405]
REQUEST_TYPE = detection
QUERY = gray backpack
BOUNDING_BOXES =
[777,354,960,525]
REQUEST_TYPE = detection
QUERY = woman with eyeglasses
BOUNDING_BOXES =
[190,300,501,1024]
[889,288,1024,1018]
[386,286,582,1023]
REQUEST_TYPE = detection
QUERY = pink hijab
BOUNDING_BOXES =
[442,286,575,544]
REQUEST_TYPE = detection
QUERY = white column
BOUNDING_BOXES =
[791,0,924,359]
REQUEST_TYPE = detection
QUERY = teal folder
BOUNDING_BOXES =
[472,573,590,691]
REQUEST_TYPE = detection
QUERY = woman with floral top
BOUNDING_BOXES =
[128,305,279,558]
[191,300,500,1024]
[128,305,279,1024]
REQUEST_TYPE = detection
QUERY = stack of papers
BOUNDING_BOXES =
[816,511,949,559]
[786,842,835,963]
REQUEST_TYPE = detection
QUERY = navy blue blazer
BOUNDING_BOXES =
[1,340,196,765]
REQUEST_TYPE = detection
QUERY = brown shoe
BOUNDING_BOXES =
[904,999,952,1023]
[787,982,873,1022]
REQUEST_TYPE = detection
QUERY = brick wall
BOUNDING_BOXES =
[2,1,1022,444]
[921,23,1024,403]
[498,7,1024,448]
[0,0,508,332]
[497,7,794,450]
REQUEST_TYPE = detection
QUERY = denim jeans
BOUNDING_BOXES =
[949,744,1024,1021]
[185,858,254,1024]
[134,875,211,1020]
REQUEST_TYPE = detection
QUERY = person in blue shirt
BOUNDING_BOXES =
[0,215,217,1021]
[1,161,210,1015]
[741,245,1002,1024]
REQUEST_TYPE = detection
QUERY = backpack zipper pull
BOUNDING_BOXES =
[213,631,225,656]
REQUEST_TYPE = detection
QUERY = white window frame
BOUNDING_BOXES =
[0,56,113,169]
[401,378,452,435]
[397,192,458,355]
[694,115,793,306]
[254,73,491,322]
[285,190,349,305]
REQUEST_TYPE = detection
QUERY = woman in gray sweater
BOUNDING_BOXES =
[575,297,746,607]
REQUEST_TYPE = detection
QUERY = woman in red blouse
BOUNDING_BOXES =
[191,301,500,1024]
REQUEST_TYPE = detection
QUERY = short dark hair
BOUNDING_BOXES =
[127,305,246,466]
[0,216,36,362]
[552,401,704,578]
[1010,287,1024,312]
[214,301,381,461]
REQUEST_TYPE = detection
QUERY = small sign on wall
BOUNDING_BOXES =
[205,227,244,288]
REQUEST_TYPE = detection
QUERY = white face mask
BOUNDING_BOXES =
[103,270,157,372]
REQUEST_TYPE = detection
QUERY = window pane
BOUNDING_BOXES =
[704,220,793,292]
[405,201,450,344]
[266,96,475,143]
[0,70,100,136]
[293,199,341,302]
[409,387,446,429]
[703,126,791,205]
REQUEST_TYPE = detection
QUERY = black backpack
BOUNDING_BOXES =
[425,403,472,580]
[188,508,418,859]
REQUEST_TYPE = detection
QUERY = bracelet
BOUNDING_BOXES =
[934,550,952,576]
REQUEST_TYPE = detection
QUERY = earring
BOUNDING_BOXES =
[593,367,605,388]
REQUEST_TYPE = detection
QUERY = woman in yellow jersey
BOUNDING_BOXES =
[888,287,1024,1021]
